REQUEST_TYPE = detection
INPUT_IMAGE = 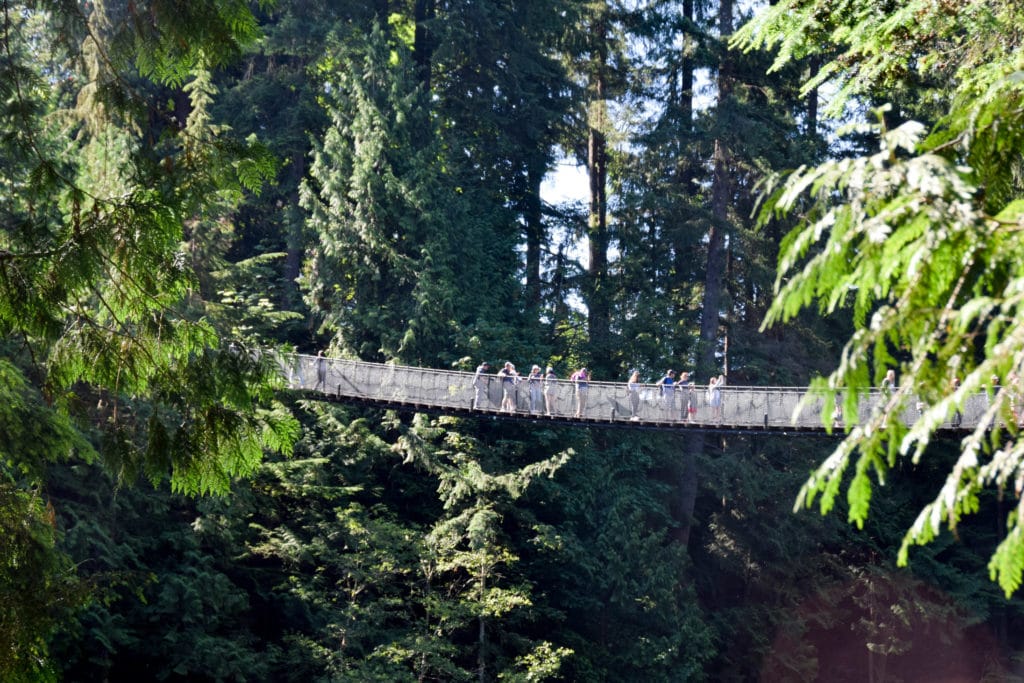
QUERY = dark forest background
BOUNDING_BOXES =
[3,0,1023,680]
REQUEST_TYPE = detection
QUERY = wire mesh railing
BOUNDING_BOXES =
[278,353,994,432]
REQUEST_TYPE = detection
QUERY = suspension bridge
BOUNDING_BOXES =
[277,354,989,435]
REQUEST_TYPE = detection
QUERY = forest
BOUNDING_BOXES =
[4,0,1024,680]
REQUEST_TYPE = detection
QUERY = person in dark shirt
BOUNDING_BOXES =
[315,350,327,391]
[498,362,519,413]
[472,361,491,409]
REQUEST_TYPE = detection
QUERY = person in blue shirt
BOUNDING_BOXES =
[656,369,675,414]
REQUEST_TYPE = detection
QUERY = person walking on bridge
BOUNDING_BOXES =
[708,375,724,422]
[543,366,558,416]
[881,368,897,396]
[527,365,543,414]
[472,361,491,409]
[676,371,690,420]
[498,362,519,413]
[315,350,327,391]
[656,369,675,416]
[950,376,962,428]
[627,370,642,420]
[684,378,698,422]
[571,367,590,417]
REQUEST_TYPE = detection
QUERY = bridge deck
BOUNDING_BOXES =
[278,354,988,434]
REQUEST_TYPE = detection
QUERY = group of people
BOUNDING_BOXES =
[473,361,571,416]
[299,352,1024,430]
[473,360,726,422]
[628,368,727,421]
[640,369,725,422]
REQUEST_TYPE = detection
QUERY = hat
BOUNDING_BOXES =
[546,366,553,373]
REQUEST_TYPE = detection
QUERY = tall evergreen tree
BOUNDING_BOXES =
[525,433,716,681]
[213,0,392,341]
[558,0,634,376]
[426,0,577,359]
[301,25,460,364]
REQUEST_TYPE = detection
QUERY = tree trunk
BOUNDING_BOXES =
[699,0,733,378]
[674,432,702,546]
[283,152,306,309]
[524,161,544,316]
[672,0,697,292]
[413,0,435,92]
[681,0,695,125]
[701,142,729,374]
[587,16,612,375]
[478,557,488,683]
[673,0,701,550]
[680,0,734,550]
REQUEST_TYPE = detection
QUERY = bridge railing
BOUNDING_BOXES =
[278,353,997,430]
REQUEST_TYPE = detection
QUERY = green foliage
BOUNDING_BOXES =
[90,0,265,89]
[0,358,96,478]
[48,461,275,682]
[0,1,299,673]
[524,433,715,681]
[301,24,463,364]
[198,402,578,682]
[497,641,575,683]
[989,522,1024,599]
[0,483,86,683]
[394,415,575,680]
[11,0,1024,679]
[739,0,1024,595]
[0,0,297,492]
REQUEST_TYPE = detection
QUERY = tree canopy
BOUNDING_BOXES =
[735,0,1024,595]
[5,0,1024,680]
